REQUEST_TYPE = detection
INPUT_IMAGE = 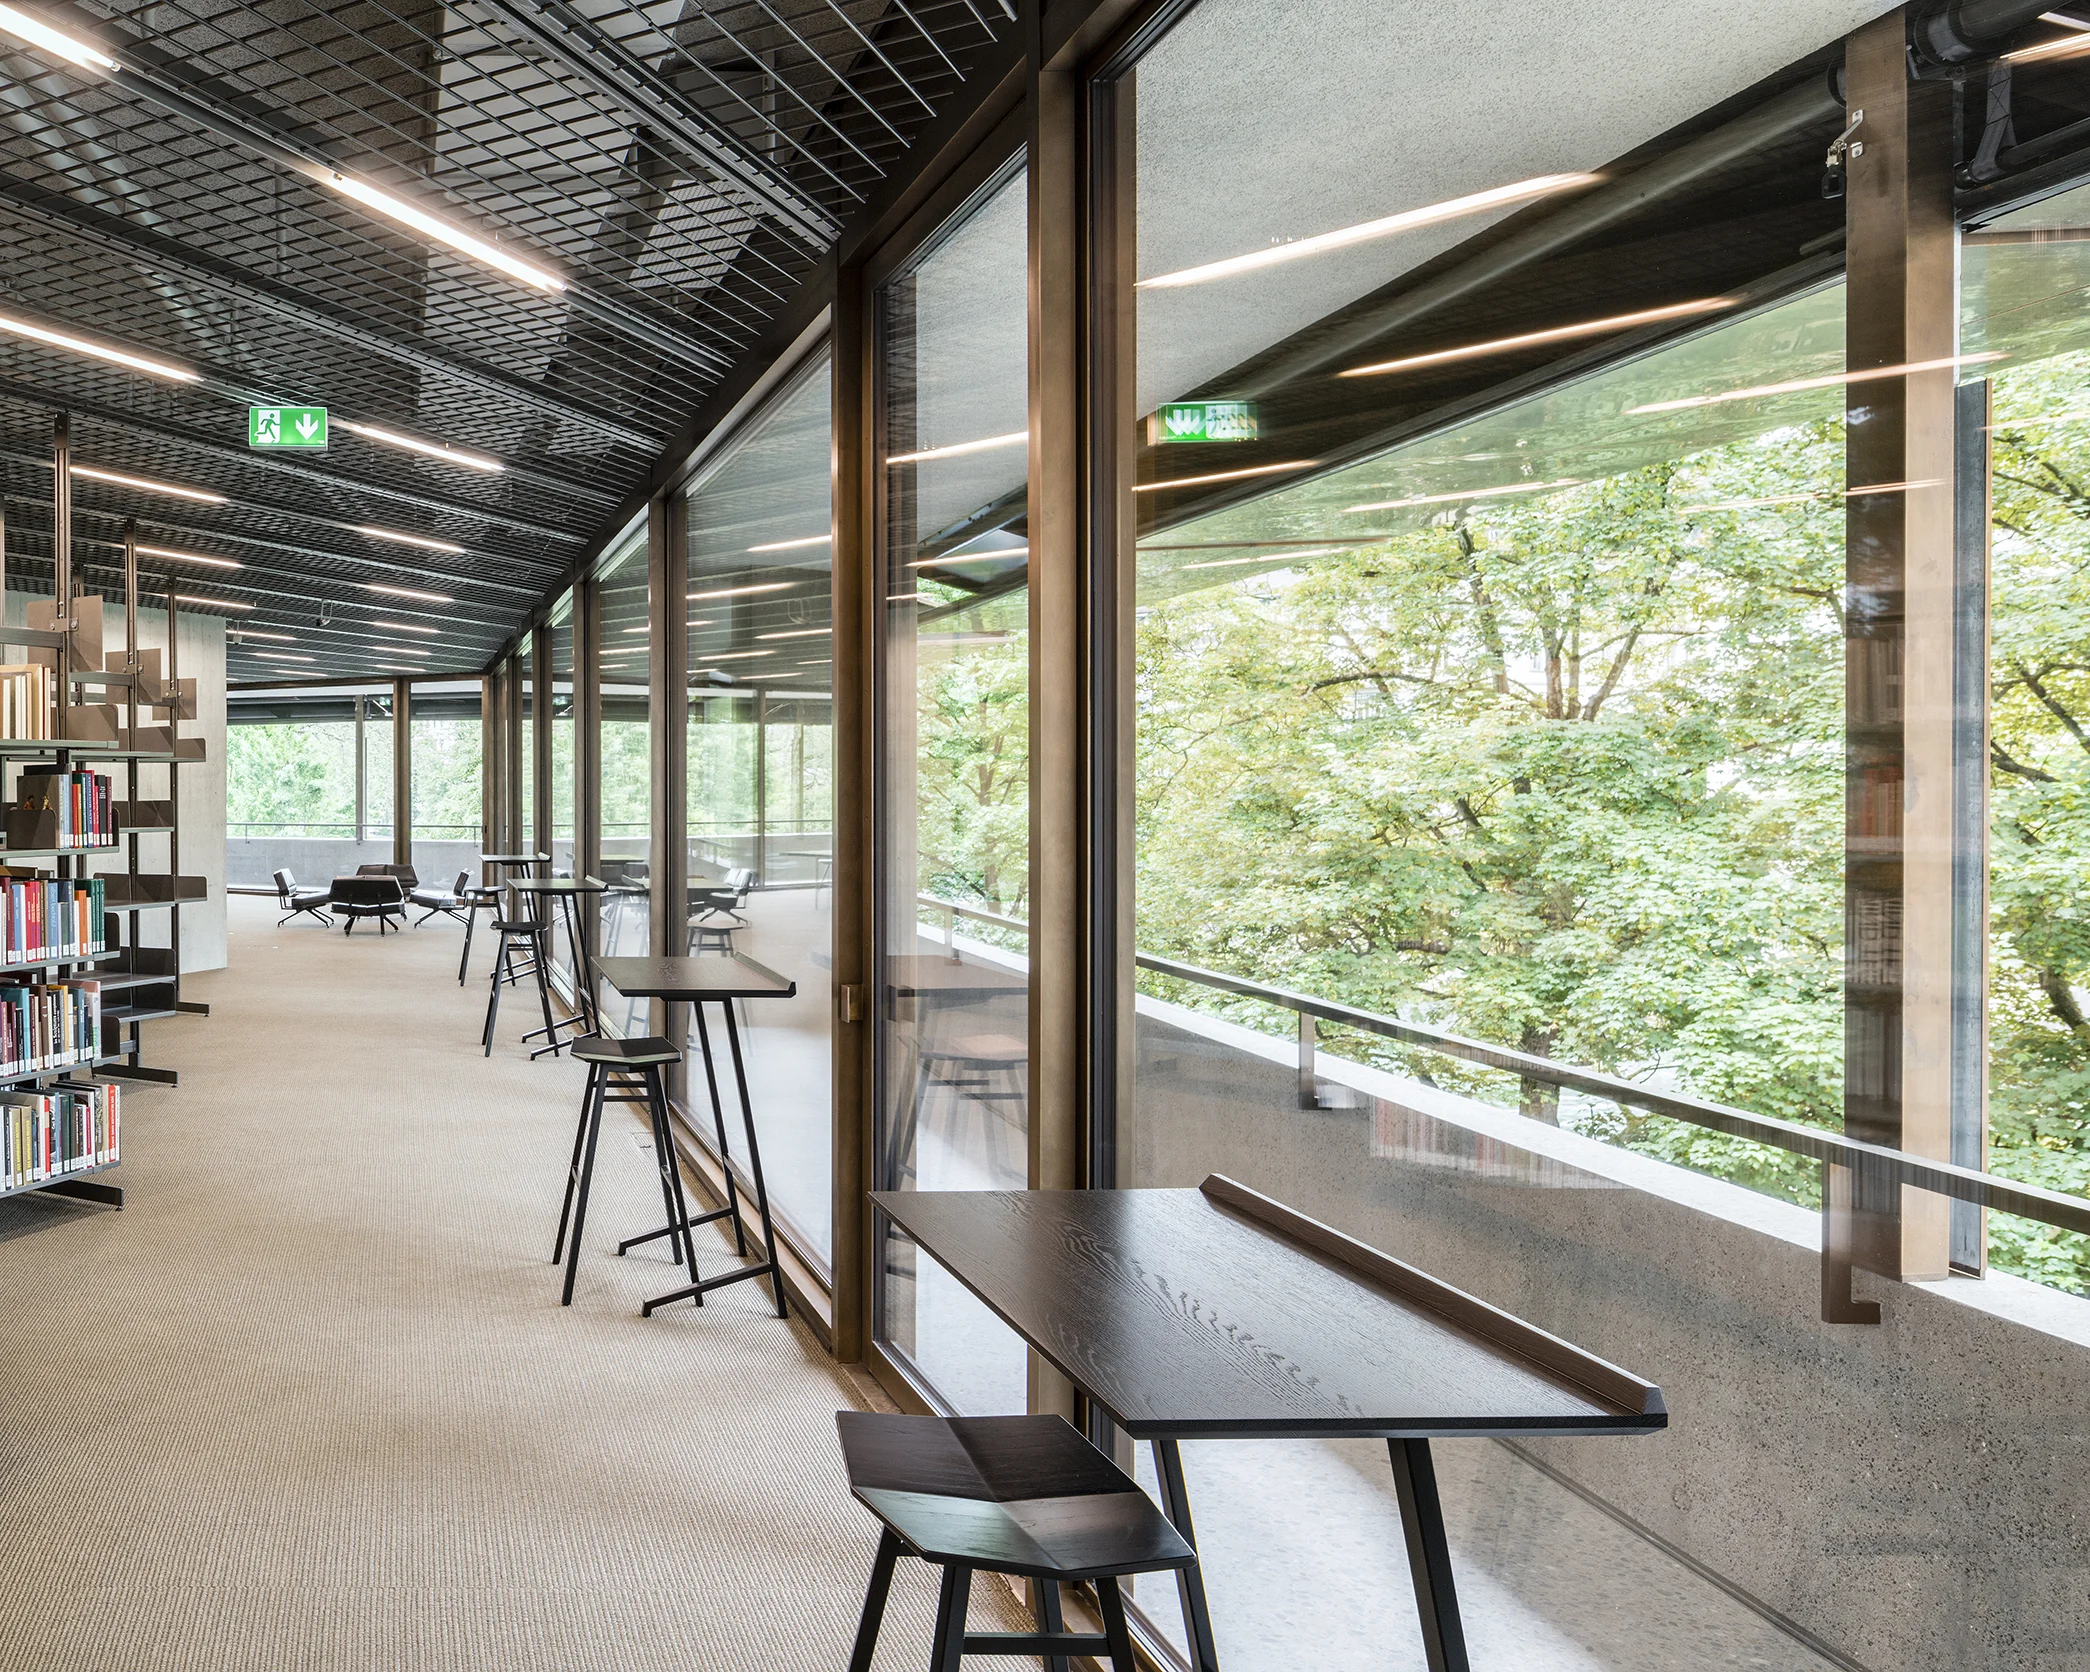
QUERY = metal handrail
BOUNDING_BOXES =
[912,892,2090,1240]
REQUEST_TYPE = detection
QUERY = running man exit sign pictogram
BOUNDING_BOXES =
[249,406,328,449]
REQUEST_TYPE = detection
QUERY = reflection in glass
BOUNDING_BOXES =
[548,597,577,987]
[596,524,651,1034]
[1964,181,2090,1289]
[683,351,835,1268]
[876,163,1031,1416]
[1116,0,1859,1663]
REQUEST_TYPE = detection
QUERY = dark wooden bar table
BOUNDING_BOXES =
[508,875,608,1052]
[874,1176,1667,1672]
[594,954,795,1319]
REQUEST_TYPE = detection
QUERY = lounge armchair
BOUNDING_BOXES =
[274,867,330,927]
[331,873,408,934]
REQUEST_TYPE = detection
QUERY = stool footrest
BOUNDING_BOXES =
[963,1633,1109,1657]
[641,1260,780,1316]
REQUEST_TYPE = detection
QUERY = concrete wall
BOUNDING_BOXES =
[227,837,481,894]
[1130,997,2090,1672]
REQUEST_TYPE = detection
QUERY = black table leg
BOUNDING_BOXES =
[568,891,603,1035]
[1151,1438,1222,1672]
[638,997,787,1319]
[1388,1437,1470,1672]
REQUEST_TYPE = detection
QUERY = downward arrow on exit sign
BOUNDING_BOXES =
[249,406,328,450]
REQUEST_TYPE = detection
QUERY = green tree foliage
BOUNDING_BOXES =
[1134,422,1850,1205]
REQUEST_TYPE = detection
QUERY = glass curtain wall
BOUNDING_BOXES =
[597,524,652,1031]
[517,655,534,858]
[1104,4,1859,1667]
[224,686,396,887]
[685,350,835,1266]
[548,596,578,986]
[407,680,482,891]
[875,163,1032,1414]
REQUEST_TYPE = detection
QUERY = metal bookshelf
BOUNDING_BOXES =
[0,415,213,1208]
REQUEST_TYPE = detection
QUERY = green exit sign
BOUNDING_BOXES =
[1148,400,1257,444]
[249,405,328,449]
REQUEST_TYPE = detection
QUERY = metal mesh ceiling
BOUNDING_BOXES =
[0,0,1005,682]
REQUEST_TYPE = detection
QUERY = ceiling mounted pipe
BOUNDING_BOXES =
[1910,0,2066,73]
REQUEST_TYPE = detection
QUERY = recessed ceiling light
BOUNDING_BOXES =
[364,583,454,602]
[231,629,297,643]
[371,619,441,634]
[747,534,831,552]
[355,525,466,554]
[696,650,774,662]
[339,420,503,472]
[175,595,253,610]
[253,652,315,663]
[134,543,241,570]
[73,465,224,503]
[756,628,829,640]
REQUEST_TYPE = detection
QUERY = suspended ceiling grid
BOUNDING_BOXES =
[0,0,1007,683]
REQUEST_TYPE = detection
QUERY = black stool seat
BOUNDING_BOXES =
[493,916,546,933]
[570,1033,681,1067]
[838,1412,1193,1672]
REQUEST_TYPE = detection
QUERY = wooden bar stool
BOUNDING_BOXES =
[481,917,557,1057]
[837,1412,1196,1672]
[551,1035,700,1306]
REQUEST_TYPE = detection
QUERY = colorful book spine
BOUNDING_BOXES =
[0,1077,119,1191]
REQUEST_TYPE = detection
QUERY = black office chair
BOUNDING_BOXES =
[273,867,329,927]
[410,869,472,927]
[838,1412,1194,1672]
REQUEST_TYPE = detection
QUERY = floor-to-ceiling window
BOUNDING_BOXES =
[685,348,835,1267]
[1100,4,1865,1666]
[874,162,1031,1414]
[408,680,482,892]
[516,654,534,860]
[597,523,651,1032]
[224,685,396,886]
[547,595,578,986]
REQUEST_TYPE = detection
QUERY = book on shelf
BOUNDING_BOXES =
[0,662,52,741]
[14,769,114,848]
[0,1076,118,1191]
[0,872,105,964]
[0,979,99,1077]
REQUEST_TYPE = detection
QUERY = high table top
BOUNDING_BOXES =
[874,1178,1665,1440]
[481,852,549,866]
[596,953,797,1000]
[508,875,608,894]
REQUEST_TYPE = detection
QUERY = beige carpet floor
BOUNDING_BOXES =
[0,896,1030,1671]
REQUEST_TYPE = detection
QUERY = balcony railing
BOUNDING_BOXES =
[913,893,2090,1248]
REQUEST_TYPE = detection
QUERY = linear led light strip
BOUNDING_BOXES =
[1137,461,1317,494]
[339,420,502,473]
[1339,299,1736,379]
[1138,174,1600,290]
[356,525,466,555]
[136,542,240,570]
[252,652,315,663]
[2012,18,2090,58]
[747,534,830,552]
[889,432,1026,465]
[1343,479,1581,514]
[366,583,453,603]
[175,594,252,610]
[371,619,441,635]
[1680,479,1942,514]
[690,583,791,600]
[73,465,222,503]
[1627,352,2007,415]
[0,308,193,381]
[1181,546,1343,571]
[230,629,297,643]
[0,12,563,296]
